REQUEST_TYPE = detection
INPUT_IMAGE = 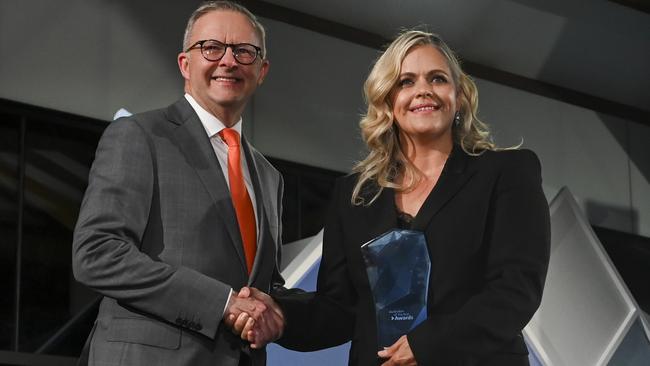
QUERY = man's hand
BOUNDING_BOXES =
[229,286,285,348]
[378,335,417,366]
[223,290,267,341]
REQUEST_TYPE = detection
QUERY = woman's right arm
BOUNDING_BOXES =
[274,178,358,351]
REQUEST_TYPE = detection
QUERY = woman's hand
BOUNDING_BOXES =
[378,335,417,366]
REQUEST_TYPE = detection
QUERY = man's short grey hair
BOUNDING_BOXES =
[183,1,267,59]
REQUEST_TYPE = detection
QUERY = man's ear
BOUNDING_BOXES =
[257,59,270,86]
[178,52,190,80]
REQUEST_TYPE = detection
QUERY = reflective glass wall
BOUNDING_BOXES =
[0,100,105,356]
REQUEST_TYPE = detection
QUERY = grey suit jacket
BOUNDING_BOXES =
[72,98,285,366]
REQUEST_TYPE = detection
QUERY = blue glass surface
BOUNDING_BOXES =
[360,229,431,349]
[608,318,650,366]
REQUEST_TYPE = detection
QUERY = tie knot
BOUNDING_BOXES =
[219,128,240,147]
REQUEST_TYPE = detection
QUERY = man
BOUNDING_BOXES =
[73,2,284,365]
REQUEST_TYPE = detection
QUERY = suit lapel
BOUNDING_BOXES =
[167,99,248,275]
[241,138,270,283]
[411,144,475,231]
[359,182,399,243]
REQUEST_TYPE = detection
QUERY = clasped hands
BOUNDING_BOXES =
[223,287,284,349]
[223,287,415,365]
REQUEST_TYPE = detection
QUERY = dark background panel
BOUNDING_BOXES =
[0,115,20,351]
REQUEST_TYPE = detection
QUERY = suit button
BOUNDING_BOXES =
[195,323,202,331]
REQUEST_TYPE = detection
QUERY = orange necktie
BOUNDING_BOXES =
[219,128,256,274]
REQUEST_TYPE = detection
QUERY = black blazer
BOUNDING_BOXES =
[276,146,550,366]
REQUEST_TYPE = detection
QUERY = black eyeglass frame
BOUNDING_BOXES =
[185,39,263,65]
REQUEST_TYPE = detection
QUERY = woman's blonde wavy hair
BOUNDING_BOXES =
[352,29,498,205]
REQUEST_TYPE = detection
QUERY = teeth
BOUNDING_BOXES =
[213,77,237,81]
[412,106,437,112]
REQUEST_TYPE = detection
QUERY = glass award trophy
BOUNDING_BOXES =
[360,229,431,349]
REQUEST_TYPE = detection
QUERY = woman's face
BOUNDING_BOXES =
[390,44,457,143]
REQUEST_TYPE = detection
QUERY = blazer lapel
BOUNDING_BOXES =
[167,99,248,275]
[241,138,270,283]
[411,144,475,231]
[360,182,399,243]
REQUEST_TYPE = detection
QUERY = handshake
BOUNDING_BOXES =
[223,287,285,349]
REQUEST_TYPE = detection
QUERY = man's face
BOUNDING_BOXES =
[179,10,268,123]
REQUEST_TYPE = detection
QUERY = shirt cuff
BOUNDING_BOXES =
[222,288,233,316]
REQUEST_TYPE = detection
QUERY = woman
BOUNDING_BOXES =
[248,30,550,366]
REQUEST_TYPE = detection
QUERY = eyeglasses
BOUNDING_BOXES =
[185,39,262,65]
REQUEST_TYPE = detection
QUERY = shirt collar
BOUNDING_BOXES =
[184,93,243,138]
